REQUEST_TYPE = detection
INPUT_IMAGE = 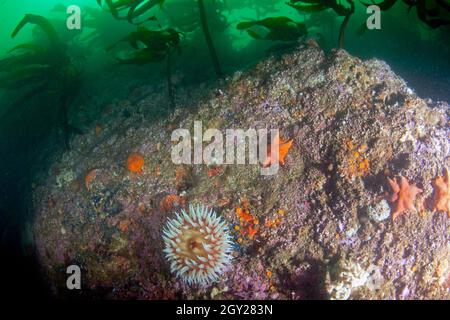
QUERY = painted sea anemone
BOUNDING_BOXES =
[162,204,233,285]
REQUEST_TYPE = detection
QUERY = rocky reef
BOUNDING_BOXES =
[32,44,449,299]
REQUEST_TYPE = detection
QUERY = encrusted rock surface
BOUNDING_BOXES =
[32,45,449,299]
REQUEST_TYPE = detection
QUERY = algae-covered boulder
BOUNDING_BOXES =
[33,45,449,299]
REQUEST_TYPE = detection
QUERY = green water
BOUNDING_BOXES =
[0,1,447,155]
[1,1,449,93]
[0,1,448,97]
[0,0,448,298]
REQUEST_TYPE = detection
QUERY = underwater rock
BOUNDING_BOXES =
[33,45,449,299]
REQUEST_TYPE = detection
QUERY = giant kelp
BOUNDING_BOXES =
[361,0,450,28]
[50,4,122,49]
[98,0,225,77]
[287,0,355,48]
[92,0,450,82]
[96,0,164,24]
[197,0,223,77]
[108,26,182,108]
[287,0,449,48]
[1,1,449,128]
[0,14,83,148]
[237,16,308,41]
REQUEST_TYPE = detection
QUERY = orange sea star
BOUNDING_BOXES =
[262,133,293,168]
[387,176,422,220]
[431,167,450,217]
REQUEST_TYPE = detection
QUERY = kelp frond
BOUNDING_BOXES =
[11,14,60,45]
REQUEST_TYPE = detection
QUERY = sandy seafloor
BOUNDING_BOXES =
[31,45,449,299]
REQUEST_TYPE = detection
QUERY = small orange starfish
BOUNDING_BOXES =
[431,167,450,217]
[387,176,422,220]
[262,133,293,168]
